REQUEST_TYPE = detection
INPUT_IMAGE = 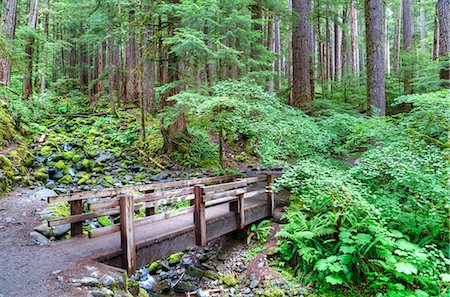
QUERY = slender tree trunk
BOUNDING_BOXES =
[365,0,386,116]
[342,7,349,76]
[385,6,391,75]
[402,0,413,94]
[22,0,40,100]
[95,42,106,94]
[107,8,116,113]
[291,0,312,108]
[350,0,358,77]
[394,5,401,72]
[334,18,342,81]
[143,27,156,113]
[0,0,18,87]
[40,0,50,94]
[251,1,263,70]
[267,18,274,93]
[274,16,281,92]
[125,10,136,103]
[433,5,440,61]
[419,0,426,51]
[437,0,449,87]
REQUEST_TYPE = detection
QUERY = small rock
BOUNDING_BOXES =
[173,281,197,293]
[34,188,57,200]
[100,274,116,287]
[30,231,50,245]
[54,224,70,238]
[249,279,259,289]
[51,270,62,275]
[56,276,64,282]
[243,288,252,294]
[257,262,265,268]
[34,223,52,237]
[70,277,99,287]
[87,288,114,297]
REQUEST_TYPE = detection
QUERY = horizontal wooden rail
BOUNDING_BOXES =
[244,188,267,199]
[202,180,247,194]
[48,175,237,203]
[88,187,195,211]
[203,187,247,202]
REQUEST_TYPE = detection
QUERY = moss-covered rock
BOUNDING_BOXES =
[168,252,184,265]
[58,175,73,184]
[220,274,238,287]
[72,154,83,163]
[33,172,48,182]
[54,160,67,171]
[63,151,75,161]
[81,159,95,171]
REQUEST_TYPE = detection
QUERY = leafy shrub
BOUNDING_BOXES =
[276,161,449,295]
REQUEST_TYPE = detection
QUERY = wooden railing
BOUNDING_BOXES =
[47,174,274,275]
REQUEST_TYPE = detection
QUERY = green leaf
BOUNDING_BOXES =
[325,275,343,285]
[395,262,418,275]
[340,245,356,254]
[314,259,329,271]
[353,233,373,245]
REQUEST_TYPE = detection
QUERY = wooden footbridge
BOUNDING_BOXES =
[47,174,275,275]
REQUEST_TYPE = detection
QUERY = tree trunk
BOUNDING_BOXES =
[402,0,413,94]
[160,0,188,153]
[393,5,401,72]
[342,7,349,76]
[433,4,440,61]
[95,42,106,94]
[40,0,50,94]
[350,0,358,77]
[267,18,274,93]
[22,0,40,100]
[0,0,18,87]
[107,5,116,113]
[364,0,386,116]
[291,0,312,108]
[437,0,449,87]
[385,6,391,75]
[334,18,342,81]
[125,10,136,103]
[274,16,281,92]
[419,0,426,51]
[143,27,157,113]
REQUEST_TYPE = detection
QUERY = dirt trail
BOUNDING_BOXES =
[0,187,106,297]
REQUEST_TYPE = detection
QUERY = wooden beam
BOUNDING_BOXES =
[120,196,136,276]
[89,187,195,211]
[49,175,237,203]
[243,189,266,199]
[267,174,274,216]
[203,188,247,202]
[244,176,267,184]
[193,185,206,247]
[238,193,245,229]
[70,200,83,237]
[202,180,247,194]
[48,208,119,227]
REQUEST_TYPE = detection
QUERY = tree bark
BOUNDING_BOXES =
[125,10,136,103]
[419,0,426,51]
[0,0,18,87]
[107,5,116,113]
[385,6,391,75]
[160,0,188,153]
[393,5,401,72]
[22,0,40,100]
[334,18,342,81]
[274,16,281,91]
[433,4,440,61]
[291,0,312,108]
[402,0,413,94]
[143,27,156,113]
[437,0,449,87]
[364,0,386,116]
[350,0,358,76]
[40,0,50,94]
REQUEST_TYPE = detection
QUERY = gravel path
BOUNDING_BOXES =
[0,187,102,297]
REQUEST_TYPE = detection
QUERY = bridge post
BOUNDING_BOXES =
[237,193,245,229]
[194,185,206,247]
[267,174,274,217]
[70,199,83,237]
[144,189,155,216]
[120,195,137,276]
